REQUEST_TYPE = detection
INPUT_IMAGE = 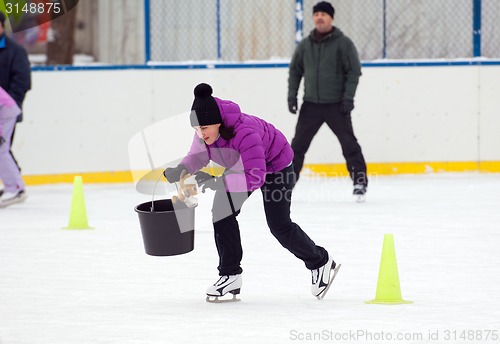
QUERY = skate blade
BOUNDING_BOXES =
[317,263,342,300]
[0,194,28,208]
[354,195,366,203]
[206,294,241,303]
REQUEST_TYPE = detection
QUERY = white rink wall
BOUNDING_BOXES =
[15,64,500,178]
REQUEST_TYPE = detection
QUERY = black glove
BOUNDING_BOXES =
[194,171,224,192]
[163,164,187,183]
[340,99,355,114]
[288,98,298,114]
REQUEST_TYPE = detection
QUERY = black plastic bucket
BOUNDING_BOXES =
[135,199,195,256]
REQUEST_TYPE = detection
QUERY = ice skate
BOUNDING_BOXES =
[206,274,242,303]
[311,257,341,300]
[0,190,27,208]
[353,184,367,203]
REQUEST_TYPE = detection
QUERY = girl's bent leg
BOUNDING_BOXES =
[261,165,328,270]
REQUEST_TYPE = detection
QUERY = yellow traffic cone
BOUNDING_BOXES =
[64,176,92,230]
[365,234,412,304]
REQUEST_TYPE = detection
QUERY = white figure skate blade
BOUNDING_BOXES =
[317,263,342,300]
[206,294,241,303]
[0,193,28,208]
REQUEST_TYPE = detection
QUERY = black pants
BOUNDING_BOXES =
[291,101,367,186]
[212,165,328,276]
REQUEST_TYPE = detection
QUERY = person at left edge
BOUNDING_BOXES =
[0,86,27,207]
[0,11,32,198]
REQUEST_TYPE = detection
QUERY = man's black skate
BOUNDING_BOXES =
[353,184,367,203]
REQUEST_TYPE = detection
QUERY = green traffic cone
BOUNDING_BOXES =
[365,234,412,304]
[64,176,92,230]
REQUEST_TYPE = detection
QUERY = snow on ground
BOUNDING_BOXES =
[1,173,500,344]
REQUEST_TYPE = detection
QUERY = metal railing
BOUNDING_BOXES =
[145,0,500,63]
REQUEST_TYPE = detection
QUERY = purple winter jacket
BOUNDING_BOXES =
[180,97,294,192]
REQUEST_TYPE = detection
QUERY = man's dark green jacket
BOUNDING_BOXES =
[288,27,361,103]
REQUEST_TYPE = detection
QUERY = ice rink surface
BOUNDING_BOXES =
[1,173,500,344]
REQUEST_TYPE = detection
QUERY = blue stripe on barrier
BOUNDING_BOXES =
[31,60,500,72]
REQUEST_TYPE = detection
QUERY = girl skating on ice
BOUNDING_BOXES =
[164,83,340,302]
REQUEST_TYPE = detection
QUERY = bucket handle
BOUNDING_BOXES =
[150,171,182,212]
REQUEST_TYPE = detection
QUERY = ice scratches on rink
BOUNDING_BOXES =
[0,173,499,344]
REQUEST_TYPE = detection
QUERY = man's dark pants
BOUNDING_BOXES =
[291,101,367,186]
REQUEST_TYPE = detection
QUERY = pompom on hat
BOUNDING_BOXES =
[190,83,222,127]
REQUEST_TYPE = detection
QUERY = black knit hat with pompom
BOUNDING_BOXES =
[190,83,222,127]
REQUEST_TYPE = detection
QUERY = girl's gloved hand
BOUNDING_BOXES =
[163,164,187,183]
[194,171,224,192]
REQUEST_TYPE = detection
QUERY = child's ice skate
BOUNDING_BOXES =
[206,274,242,303]
[311,257,341,300]
[0,190,27,208]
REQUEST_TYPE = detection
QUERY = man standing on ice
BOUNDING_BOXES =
[287,1,368,202]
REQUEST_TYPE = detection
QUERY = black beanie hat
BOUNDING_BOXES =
[190,83,222,127]
[313,1,335,18]
[0,11,6,27]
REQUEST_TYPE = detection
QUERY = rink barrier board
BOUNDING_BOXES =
[16,61,500,182]
[21,161,500,185]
